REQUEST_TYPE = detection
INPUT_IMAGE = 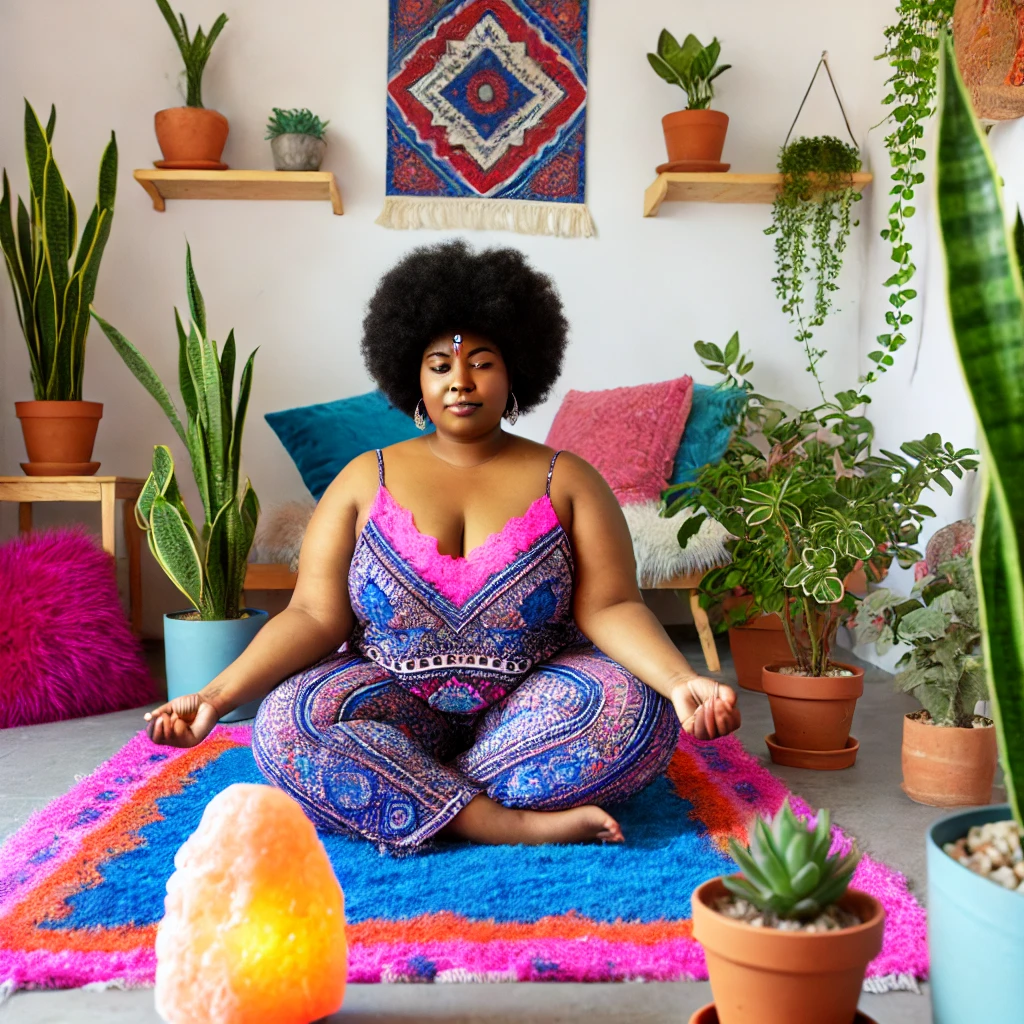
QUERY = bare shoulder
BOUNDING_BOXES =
[549,449,614,500]
[317,449,380,515]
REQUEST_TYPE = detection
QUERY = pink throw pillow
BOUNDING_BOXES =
[545,376,693,503]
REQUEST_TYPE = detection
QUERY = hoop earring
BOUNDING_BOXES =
[505,392,520,426]
[414,399,428,431]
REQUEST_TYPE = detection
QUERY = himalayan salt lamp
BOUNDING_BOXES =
[155,783,347,1024]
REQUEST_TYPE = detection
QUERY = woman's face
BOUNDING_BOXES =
[419,331,510,437]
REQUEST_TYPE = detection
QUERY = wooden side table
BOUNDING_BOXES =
[0,476,147,634]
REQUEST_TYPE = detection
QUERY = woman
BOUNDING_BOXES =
[144,241,741,851]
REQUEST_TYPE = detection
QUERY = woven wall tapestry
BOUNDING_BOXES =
[379,0,593,238]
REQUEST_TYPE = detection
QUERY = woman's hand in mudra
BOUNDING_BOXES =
[670,677,741,740]
[144,693,220,748]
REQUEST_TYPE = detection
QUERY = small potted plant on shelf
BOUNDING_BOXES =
[928,33,1024,1022]
[1,102,117,475]
[668,339,978,769]
[91,245,265,722]
[853,521,996,807]
[647,31,731,172]
[265,108,329,171]
[153,0,230,169]
[691,799,883,1024]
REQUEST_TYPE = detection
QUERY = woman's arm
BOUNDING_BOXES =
[145,453,373,746]
[559,454,740,739]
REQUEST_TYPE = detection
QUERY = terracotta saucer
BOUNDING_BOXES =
[765,733,860,770]
[21,461,101,477]
[153,159,229,170]
[689,1005,877,1024]
[656,160,731,173]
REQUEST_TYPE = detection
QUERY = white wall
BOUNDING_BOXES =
[0,0,978,637]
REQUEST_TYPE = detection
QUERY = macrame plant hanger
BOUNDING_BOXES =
[783,51,859,152]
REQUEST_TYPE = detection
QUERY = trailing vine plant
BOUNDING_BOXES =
[765,135,863,402]
[869,0,955,387]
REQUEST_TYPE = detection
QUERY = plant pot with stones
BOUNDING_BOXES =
[266,107,329,171]
[692,800,884,1024]
[902,710,997,806]
[761,662,864,770]
[928,805,1024,1021]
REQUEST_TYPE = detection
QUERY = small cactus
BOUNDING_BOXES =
[724,799,860,921]
[265,107,329,141]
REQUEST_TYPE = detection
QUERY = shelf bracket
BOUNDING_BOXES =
[644,175,669,218]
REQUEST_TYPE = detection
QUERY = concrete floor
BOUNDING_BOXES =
[2,635,975,1023]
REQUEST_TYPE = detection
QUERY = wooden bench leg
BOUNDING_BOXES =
[19,502,32,534]
[124,497,143,635]
[689,589,721,673]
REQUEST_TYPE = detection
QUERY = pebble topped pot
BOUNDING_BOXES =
[901,711,997,806]
[691,878,884,1024]
[928,804,1024,1022]
[164,610,269,722]
[270,133,326,171]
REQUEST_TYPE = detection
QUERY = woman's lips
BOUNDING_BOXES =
[446,403,482,416]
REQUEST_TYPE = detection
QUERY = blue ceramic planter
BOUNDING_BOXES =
[928,804,1024,1022]
[164,609,269,722]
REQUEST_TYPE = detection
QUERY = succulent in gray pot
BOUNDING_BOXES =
[265,108,329,171]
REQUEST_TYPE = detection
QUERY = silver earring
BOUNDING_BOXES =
[414,399,427,431]
[505,392,519,426]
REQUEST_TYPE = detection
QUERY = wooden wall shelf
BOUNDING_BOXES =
[134,169,343,215]
[643,171,873,217]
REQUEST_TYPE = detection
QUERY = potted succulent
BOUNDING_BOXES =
[929,33,1024,1022]
[0,102,117,475]
[647,31,731,171]
[265,108,329,171]
[691,799,883,1024]
[668,339,978,768]
[91,246,265,722]
[153,0,230,169]
[853,524,996,806]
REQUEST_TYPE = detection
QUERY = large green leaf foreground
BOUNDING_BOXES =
[936,34,1024,827]
[91,246,259,620]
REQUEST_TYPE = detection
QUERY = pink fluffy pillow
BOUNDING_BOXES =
[545,376,694,503]
[0,528,154,728]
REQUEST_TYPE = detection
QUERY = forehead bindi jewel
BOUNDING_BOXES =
[452,333,462,354]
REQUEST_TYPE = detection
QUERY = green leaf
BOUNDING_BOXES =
[809,573,844,604]
[677,512,707,550]
[185,243,207,337]
[175,308,198,423]
[148,493,204,611]
[647,52,684,88]
[724,331,740,365]
[746,505,774,527]
[42,150,70,318]
[44,104,56,143]
[24,101,48,201]
[229,348,257,492]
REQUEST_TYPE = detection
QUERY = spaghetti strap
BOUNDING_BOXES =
[546,450,562,497]
[375,448,385,487]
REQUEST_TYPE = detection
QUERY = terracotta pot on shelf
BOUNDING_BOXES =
[661,109,728,165]
[155,107,229,168]
[691,878,885,1024]
[15,401,103,475]
[761,662,864,769]
[901,711,997,806]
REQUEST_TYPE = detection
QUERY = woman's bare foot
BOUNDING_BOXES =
[441,794,623,845]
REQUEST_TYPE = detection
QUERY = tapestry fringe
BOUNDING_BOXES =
[376,196,596,239]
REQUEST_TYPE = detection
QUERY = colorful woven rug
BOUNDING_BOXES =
[379,0,594,237]
[0,727,927,999]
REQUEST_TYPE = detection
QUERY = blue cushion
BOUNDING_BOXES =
[265,390,430,500]
[668,383,747,487]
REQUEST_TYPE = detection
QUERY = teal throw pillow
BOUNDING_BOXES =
[266,390,430,500]
[669,383,747,488]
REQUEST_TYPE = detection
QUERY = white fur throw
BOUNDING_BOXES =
[251,498,730,586]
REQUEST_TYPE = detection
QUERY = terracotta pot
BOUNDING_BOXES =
[692,878,885,1024]
[16,401,103,473]
[761,662,864,753]
[155,107,229,166]
[661,109,729,165]
[728,615,792,693]
[901,712,997,807]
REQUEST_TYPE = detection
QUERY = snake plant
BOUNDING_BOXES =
[155,0,228,109]
[91,246,258,620]
[0,101,117,401]
[725,799,860,921]
[936,33,1024,828]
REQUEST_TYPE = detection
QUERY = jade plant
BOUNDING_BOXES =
[666,338,978,677]
[155,0,228,108]
[91,246,258,621]
[853,546,987,728]
[725,800,860,920]
[647,32,730,109]
[265,108,329,141]
[765,135,862,400]
[0,102,117,400]
[935,33,1024,828]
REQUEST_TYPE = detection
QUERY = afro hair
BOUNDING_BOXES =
[361,240,569,416]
